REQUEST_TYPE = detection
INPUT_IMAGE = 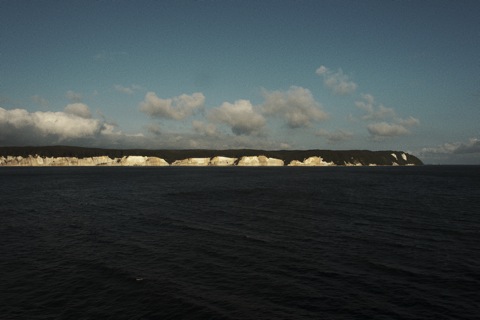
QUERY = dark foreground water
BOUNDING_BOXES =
[1,166,479,319]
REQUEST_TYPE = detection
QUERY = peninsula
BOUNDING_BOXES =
[0,146,423,166]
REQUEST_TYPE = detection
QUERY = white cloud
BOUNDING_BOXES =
[316,129,353,143]
[25,112,99,139]
[316,65,357,95]
[139,92,205,120]
[65,90,83,102]
[192,120,217,137]
[262,86,328,128]
[208,99,265,135]
[367,122,410,139]
[0,107,102,143]
[64,103,92,118]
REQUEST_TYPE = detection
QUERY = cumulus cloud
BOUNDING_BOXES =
[192,120,217,137]
[208,99,265,135]
[139,92,205,120]
[316,65,357,95]
[65,90,83,102]
[316,129,353,143]
[114,84,142,95]
[0,107,102,144]
[64,103,92,118]
[262,86,328,128]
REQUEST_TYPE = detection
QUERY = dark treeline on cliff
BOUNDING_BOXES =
[0,146,423,165]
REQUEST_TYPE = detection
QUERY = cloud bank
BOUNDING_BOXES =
[422,138,480,155]
[417,137,480,164]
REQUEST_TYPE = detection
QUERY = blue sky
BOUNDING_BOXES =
[1,0,479,164]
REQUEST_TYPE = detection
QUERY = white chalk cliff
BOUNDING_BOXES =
[0,151,420,167]
[0,155,169,167]
[288,156,334,166]
[237,156,284,166]
[171,158,211,166]
[209,156,237,166]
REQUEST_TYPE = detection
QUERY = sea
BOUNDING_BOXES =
[1,166,479,320]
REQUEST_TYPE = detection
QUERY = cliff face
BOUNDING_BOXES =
[171,158,211,166]
[237,156,284,166]
[210,156,237,166]
[0,146,423,166]
[288,156,334,166]
[0,155,168,167]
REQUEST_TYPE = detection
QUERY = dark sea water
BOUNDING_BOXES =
[1,166,479,319]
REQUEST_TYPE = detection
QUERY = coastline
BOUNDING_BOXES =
[0,146,423,167]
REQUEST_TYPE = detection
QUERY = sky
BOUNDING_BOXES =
[1,0,479,164]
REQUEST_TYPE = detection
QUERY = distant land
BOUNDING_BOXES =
[0,146,423,166]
